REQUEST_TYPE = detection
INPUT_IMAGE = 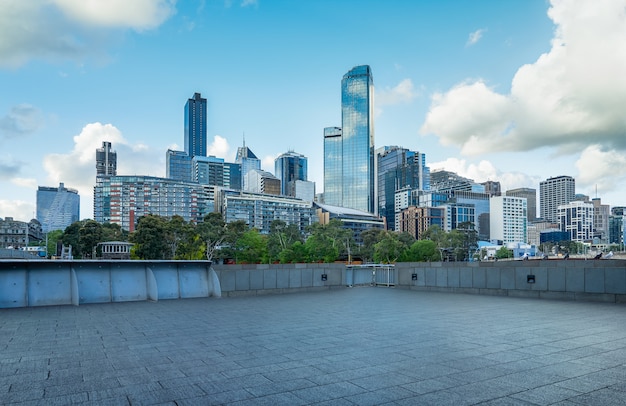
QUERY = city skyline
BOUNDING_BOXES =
[2,0,626,222]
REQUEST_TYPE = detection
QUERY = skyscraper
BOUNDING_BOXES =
[36,183,80,232]
[323,66,375,213]
[236,142,261,191]
[274,151,307,196]
[323,126,342,207]
[376,146,429,230]
[184,92,207,158]
[540,175,575,222]
[96,141,116,176]
[341,65,375,213]
[506,187,537,222]
[166,149,192,182]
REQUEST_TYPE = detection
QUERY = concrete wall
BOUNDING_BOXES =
[395,260,626,303]
[2,259,625,308]
[0,260,220,308]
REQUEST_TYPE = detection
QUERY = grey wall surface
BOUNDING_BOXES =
[395,260,626,303]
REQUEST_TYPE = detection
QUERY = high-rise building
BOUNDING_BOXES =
[274,151,307,196]
[184,92,207,158]
[376,146,429,230]
[341,65,375,213]
[166,149,193,182]
[609,206,626,246]
[236,142,261,190]
[323,66,375,213]
[481,181,501,197]
[245,169,281,195]
[490,196,527,244]
[558,200,593,243]
[540,175,575,222]
[96,141,117,176]
[591,197,610,243]
[36,183,80,232]
[323,126,342,207]
[506,187,537,222]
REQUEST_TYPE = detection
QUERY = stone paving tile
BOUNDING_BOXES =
[2,288,626,405]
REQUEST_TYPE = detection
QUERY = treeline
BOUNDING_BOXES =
[54,214,480,263]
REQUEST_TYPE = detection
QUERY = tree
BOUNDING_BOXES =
[279,241,308,263]
[495,246,513,259]
[305,220,352,263]
[235,228,268,263]
[60,221,82,258]
[359,228,386,263]
[45,229,63,258]
[267,220,303,263]
[221,220,248,262]
[403,239,439,262]
[79,220,103,258]
[373,232,404,263]
[130,215,169,259]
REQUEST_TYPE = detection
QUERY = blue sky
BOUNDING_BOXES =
[2,0,626,222]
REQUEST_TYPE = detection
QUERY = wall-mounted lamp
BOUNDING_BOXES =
[321,274,328,281]
[411,273,418,281]
[527,274,536,284]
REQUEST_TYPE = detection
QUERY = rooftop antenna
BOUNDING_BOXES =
[243,132,246,148]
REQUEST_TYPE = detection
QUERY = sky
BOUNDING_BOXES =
[2,0,626,223]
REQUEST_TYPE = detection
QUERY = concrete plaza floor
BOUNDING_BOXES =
[1,287,626,405]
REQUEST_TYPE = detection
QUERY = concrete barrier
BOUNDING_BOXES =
[2,259,625,308]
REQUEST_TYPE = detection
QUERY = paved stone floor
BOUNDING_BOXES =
[1,288,626,405]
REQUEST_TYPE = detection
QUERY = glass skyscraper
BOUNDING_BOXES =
[323,65,375,213]
[184,92,207,158]
[341,65,375,213]
[236,143,261,191]
[36,183,80,232]
[274,151,307,196]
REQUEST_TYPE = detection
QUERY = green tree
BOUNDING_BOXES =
[101,222,127,242]
[305,220,352,263]
[60,221,82,258]
[373,232,404,263]
[267,220,303,263]
[495,246,513,259]
[403,239,439,262]
[79,220,103,258]
[222,220,248,262]
[45,229,63,258]
[359,228,386,263]
[235,228,268,263]
[279,241,308,263]
[197,213,227,261]
[130,215,169,259]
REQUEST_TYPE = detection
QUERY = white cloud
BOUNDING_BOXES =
[0,200,35,222]
[430,157,538,192]
[241,0,258,7]
[575,144,626,194]
[261,155,277,173]
[421,0,626,196]
[466,28,486,46]
[11,178,38,189]
[376,79,418,106]
[0,0,176,67]
[42,122,163,219]
[0,104,44,139]
[53,0,176,30]
[208,135,233,161]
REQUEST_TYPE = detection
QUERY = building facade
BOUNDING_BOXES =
[245,169,281,195]
[274,151,307,196]
[36,182,80,232]
[323,126,342,207]
[398,206,445,240]
[96,141,117,176]
[0,217,43,249]
[377,146,429,230]
[166,149,193,182]
[218,190,316,235]
[540,175,575,222]
[236,144,261,191]
[490,196,527,244]
[184,92,207,158]
[506,187,537,222]
[314,202,384,245]
[557,200,593,243]
[94,175,211,232]
[341,65,375,213]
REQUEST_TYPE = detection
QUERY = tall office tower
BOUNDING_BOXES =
[609,206,626,245]
[540,175,575,222]
[236,142,261,190]
[323,126,342,207]
[341,65,375,213]
[245,169,281,195]
[429,170,475,193]
[591,197,610,243]
[481,181,501,197]
[506,187,537,222]
[377,146,429,230]
[558,200,593,242]
[96,141,117,176]
[36,183,80,233]
[166,149,193,182]
[224,162,242,190]
[274,151,307,196]
[490,196,527,244]
[184,92,207,158]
